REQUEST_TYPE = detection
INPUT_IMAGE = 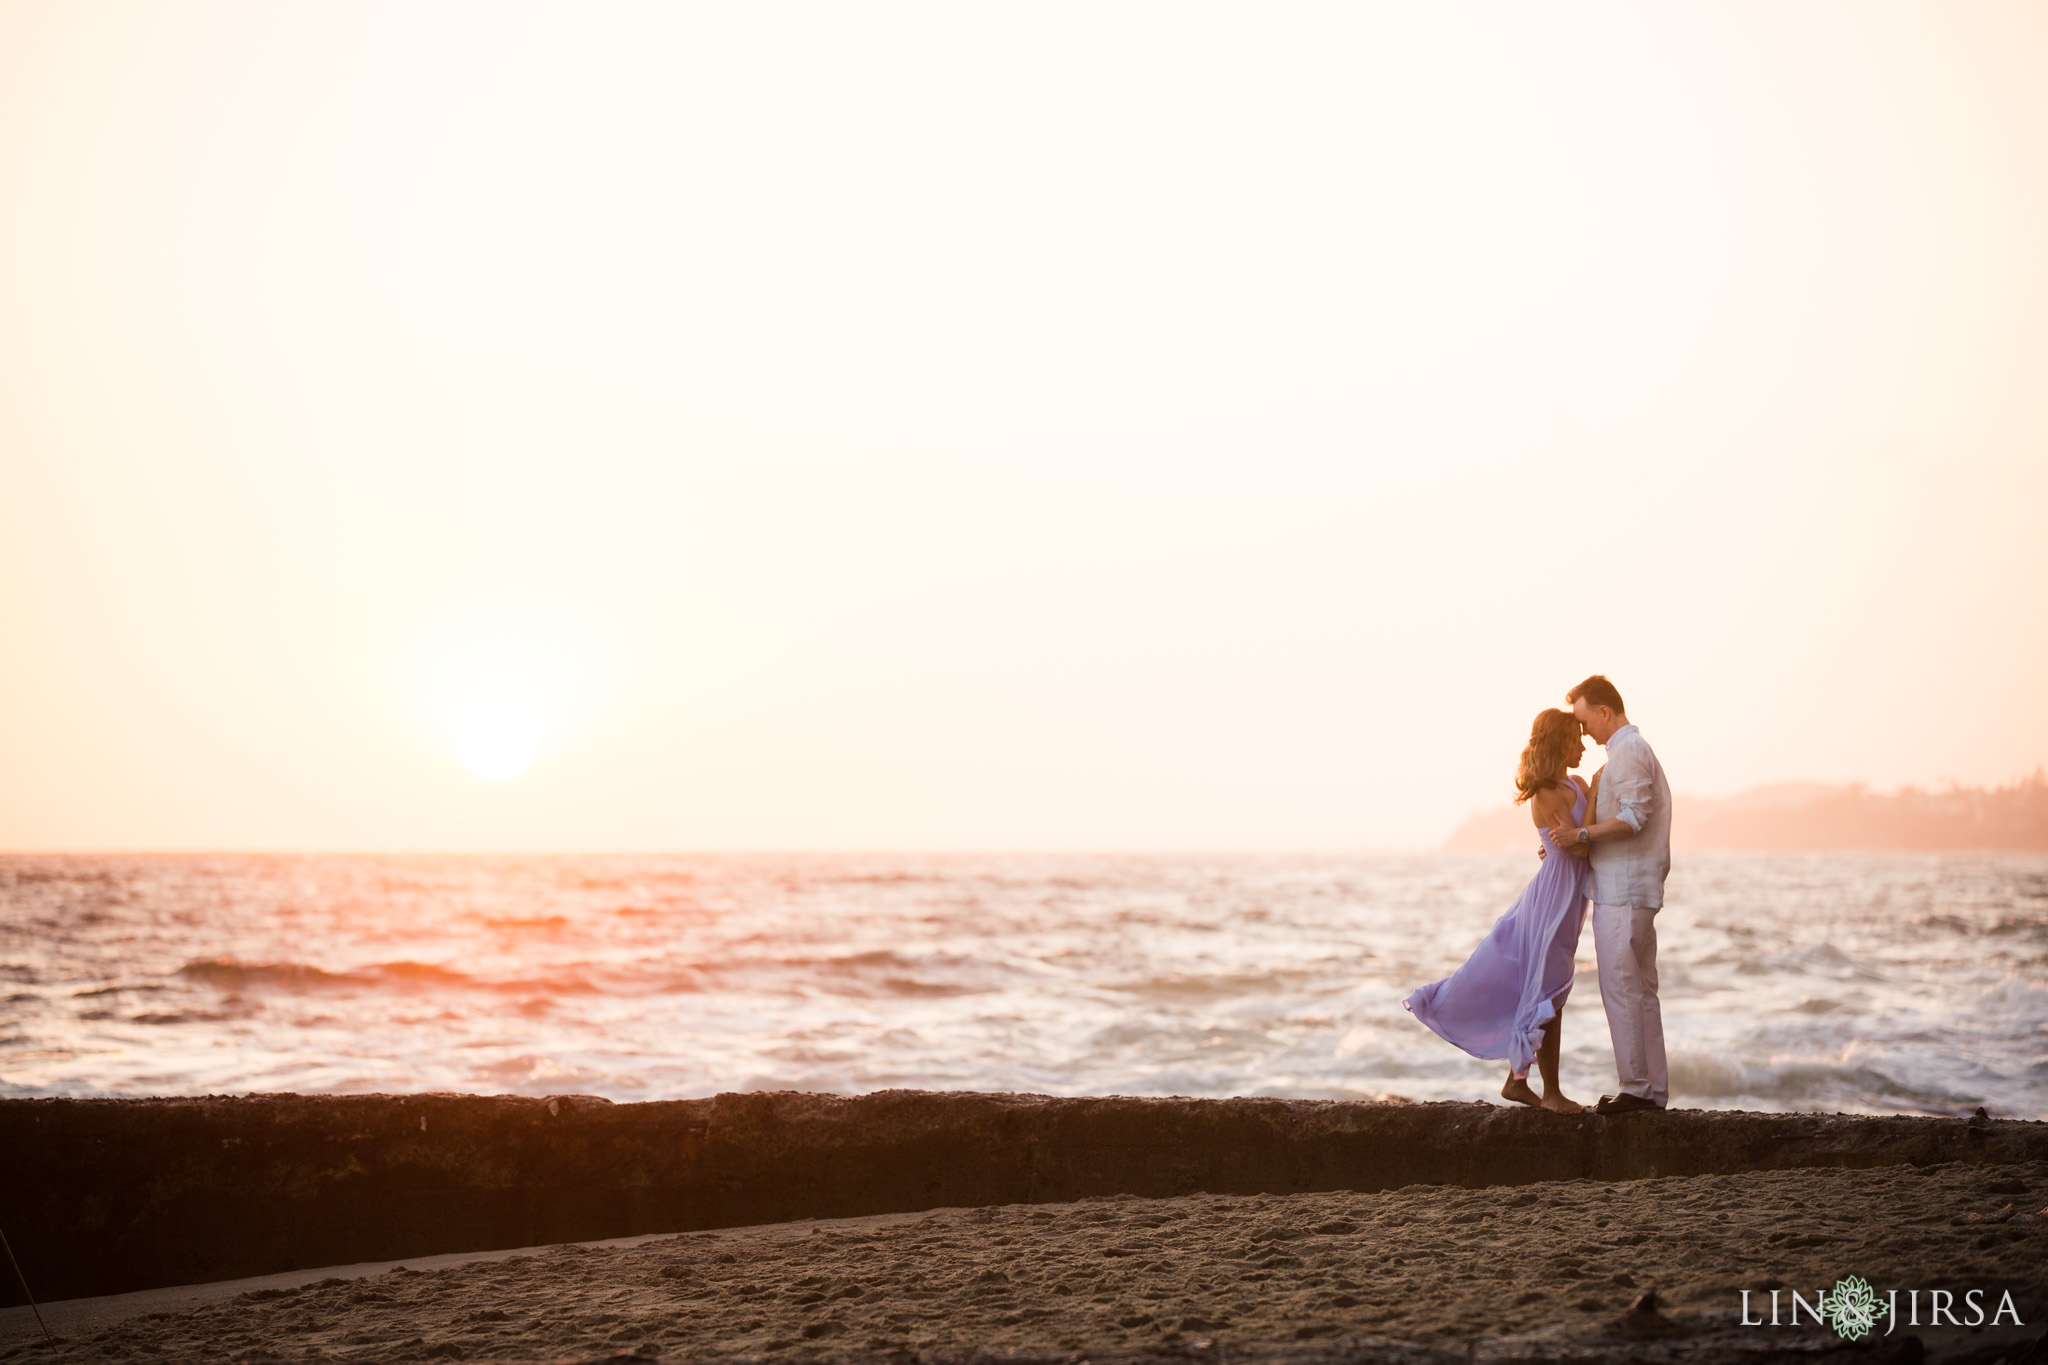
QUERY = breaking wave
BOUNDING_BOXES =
[1,850,2042,1114]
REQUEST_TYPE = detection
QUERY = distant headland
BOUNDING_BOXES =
[1444,773,2048,852]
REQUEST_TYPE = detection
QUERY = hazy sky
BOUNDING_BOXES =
[3,2,2045,851]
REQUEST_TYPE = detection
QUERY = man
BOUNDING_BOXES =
[1549,675,1671,1115]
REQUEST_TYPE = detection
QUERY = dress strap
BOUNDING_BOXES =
[1555,776,1584,820]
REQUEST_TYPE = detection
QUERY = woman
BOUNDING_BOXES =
[1404,708,1594,1113]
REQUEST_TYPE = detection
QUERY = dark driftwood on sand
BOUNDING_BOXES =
[4,1090,2042,1303]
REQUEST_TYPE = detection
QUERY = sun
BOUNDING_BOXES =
[406,595,616,782]
[454,699,539,781]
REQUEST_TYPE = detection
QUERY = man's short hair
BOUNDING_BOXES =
[1567,674,1626,715]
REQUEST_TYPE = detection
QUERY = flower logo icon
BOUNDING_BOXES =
[1822,1275,1881,1341]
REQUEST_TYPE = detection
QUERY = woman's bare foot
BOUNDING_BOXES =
[1501,1075,1541,1107]
[1539,1092,1585,1114]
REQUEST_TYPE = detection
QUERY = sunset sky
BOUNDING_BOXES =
[2,2,2044,851]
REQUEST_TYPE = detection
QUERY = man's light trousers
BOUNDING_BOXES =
[1593,902,1668,1106]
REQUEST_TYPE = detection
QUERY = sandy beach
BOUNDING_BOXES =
[7,1158,2043,1364]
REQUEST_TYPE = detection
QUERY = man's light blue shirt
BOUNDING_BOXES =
[1589,723,1672,909]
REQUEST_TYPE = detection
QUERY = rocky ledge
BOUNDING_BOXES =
[3,1090,2042,1303]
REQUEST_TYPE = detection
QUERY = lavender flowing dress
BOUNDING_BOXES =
[1404,777,1592,1076]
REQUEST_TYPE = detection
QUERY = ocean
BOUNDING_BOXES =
[3,852,2043,1117]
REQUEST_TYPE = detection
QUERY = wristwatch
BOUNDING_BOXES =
[1575,827,1590,845]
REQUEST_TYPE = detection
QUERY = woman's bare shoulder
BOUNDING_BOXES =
[1529,783,1573,821]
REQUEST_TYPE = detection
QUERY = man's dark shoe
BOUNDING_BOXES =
[1596,1092,1662,1115]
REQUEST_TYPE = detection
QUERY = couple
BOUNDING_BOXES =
[1404,675,1672,1116]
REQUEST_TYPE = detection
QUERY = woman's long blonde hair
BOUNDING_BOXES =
[1513,708,1580,805]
